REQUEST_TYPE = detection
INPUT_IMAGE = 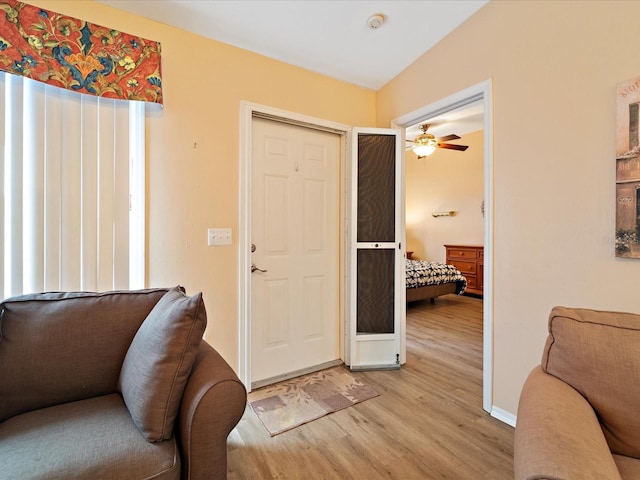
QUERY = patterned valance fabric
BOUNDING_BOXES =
[0,0,163,104]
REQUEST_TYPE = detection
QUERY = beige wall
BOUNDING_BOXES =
[406,130,484,263]
[378,0,640,415]
[32,1,377,368]
[28,0,640,419]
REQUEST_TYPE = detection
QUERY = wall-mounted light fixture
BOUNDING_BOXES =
[432,211,456,218]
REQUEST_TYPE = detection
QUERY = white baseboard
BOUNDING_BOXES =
[491,406,516,427]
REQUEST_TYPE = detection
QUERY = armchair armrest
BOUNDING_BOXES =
[177,342,247,480]
[514,367,621,480]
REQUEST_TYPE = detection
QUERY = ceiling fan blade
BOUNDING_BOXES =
[437,143,469,151]
[437,134,460,142]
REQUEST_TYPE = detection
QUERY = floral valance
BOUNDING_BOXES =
[0,0,163,104]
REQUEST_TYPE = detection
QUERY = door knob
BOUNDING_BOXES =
[251,263,267,273]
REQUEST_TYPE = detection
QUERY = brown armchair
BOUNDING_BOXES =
[0,287,246,480]
[514,306,640,480]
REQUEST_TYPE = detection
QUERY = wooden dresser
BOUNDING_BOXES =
[444,245,484,296]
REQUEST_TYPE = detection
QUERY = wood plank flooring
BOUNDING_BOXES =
[227,294,514,479]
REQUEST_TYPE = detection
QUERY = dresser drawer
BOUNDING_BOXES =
[449,260,476,275]
[465,275,478,289]
[446,248,477,260]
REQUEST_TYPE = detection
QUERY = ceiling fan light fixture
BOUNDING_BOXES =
[412,133,437,157]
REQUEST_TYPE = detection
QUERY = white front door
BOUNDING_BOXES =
[251,117,341,386]
[348,128,404,370]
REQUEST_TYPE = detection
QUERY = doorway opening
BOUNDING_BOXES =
[392,80,495,415]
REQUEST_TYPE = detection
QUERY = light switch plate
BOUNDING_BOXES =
[208,228,232,246]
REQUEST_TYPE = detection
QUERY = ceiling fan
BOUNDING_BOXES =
[406,124,469,158]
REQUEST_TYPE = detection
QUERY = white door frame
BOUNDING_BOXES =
[238,101,351,390]
[391,79,494,414]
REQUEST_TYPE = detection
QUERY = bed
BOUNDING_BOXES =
[405,259,467,303]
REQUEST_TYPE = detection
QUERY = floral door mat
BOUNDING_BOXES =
[248,365,379,436]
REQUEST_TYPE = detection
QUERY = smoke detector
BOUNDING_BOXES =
[367,14,385,30]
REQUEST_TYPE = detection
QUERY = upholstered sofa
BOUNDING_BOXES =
[0,287,246,480]
[514,306,640,480]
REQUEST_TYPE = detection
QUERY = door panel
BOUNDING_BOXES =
[357,248,395,334]
[264,279,288,345]
[357,134,396,243]
[251,117,340,385]
[303,275,325,337]
[349,128,403,370]
[264,175,289,254]
[303,179,325,252]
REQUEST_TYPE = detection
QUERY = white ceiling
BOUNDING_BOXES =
[406,99,484,141]
[97,0,488,91]
[97,0,487,134]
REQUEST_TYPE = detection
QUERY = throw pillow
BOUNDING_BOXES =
[118,286,207,442]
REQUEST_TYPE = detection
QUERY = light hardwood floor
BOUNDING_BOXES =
[227,294,514,479]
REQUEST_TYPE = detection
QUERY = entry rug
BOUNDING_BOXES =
[248,366,379,436]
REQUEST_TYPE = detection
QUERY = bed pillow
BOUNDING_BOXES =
[118,286,207,442]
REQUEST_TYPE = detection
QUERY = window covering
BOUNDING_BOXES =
[0,0,163,104]
[0,71,145,299]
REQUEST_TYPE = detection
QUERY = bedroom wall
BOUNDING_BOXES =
[378,0,640,417]
[406,129,484,263]
[29,0,377,369]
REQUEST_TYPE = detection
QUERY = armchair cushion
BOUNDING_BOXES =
[542,306,640,459]
[514,367,622,480]
[118,287,207,442]
[0,289,168,423]
[0,394,180,480]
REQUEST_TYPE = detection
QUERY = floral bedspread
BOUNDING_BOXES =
[405,259,467,294]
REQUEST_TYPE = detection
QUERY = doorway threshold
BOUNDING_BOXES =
[251,359,343,390]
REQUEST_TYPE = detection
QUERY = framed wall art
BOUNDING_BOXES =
[616,76,640,258]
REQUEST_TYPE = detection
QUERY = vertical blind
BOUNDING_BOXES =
[0,72,145,299]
